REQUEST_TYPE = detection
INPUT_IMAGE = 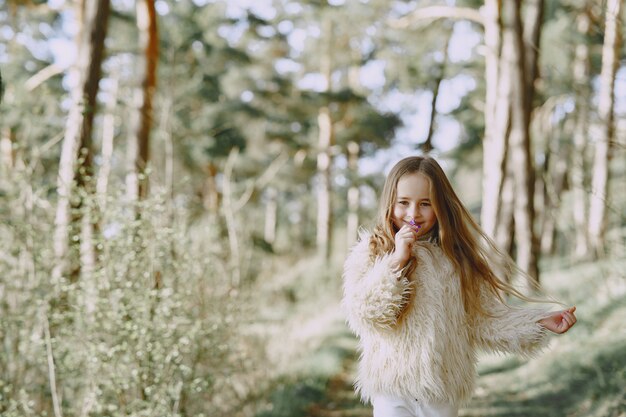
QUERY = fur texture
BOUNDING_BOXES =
[341,232,551,405]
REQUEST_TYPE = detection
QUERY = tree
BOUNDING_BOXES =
[571,4,592,257]
[505,0,540,285]
[126,0,159,202]
[588,0,622,257]
[52,0,111,282]
[316,10,335,261]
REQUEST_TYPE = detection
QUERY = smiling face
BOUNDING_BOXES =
[392,172,438,236]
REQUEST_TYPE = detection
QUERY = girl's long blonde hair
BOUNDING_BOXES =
[369,156,546,317]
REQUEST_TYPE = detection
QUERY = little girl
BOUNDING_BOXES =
[342,156,576,417]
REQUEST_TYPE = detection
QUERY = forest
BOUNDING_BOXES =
[0,0,624,416]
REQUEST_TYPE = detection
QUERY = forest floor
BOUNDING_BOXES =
[255,253,626,417]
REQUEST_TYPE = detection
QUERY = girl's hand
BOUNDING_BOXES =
[390,225,417,271]
[539,307,577,334]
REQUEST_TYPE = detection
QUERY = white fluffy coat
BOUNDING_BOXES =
[341,233,551,405]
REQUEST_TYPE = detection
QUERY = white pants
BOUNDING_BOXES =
[372,395,458,417]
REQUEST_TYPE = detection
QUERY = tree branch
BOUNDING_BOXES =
[25,64,65,92]
[43,313,63,417]
[234,151,289,212]
[389,6,484,29]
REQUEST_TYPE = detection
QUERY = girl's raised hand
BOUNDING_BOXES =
[538,306,577,334]
[390,225,417,271]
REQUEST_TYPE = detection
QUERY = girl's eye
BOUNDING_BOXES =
[420,202,431,207]
[398,201,409,206]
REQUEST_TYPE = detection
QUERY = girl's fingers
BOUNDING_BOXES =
[398,226,417,239]
[562,311,576,328]
[564,311,575,321]
[561,312,572,324]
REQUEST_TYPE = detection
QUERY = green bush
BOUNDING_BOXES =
[0,176,261,417]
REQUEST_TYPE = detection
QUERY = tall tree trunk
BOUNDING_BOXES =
[346,141,360,249]
[316,15,334,260]
[125,0,158,203]
[505,0,540,286]
[53,0,111,282]
[522,0,544,115]
[135,0,159,200]
[481,0,510,240]
[588,0,622,257]
[494,163,515,256]
[96,75,118,211]
[223,149,241,287]
[541,145,569,255]
[317,106,333,260]
[422,29,452,154]
[571,7,592,258]
[160,98,174,202]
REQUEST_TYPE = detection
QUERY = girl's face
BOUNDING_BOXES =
[392,172,438,236]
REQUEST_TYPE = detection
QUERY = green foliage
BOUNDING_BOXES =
[255,377,326,417]
[0,174,261,417]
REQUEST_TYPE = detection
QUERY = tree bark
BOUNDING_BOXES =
[571,7,592,258]
[540,141,569,255]
[481,0,510,240]
[135,0,159,200]
[588,0,622,257]
[223,149,241,287]
[316,106,333,260]
[96,76,118,211]
[346,141,360,249]
[316,15,334,260]
[53,0,110,282]
[494,163,515,256]
[522,0,544,116]
[422,29,452,154]
[505,0,540,286]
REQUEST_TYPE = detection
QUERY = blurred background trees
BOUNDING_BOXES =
[0,0,624,416]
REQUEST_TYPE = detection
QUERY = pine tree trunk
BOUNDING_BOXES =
[346,141,360,249]
[481,0,510,240]
[316,106,333,260]
[96,76,118,210]
[316,15,334,260]
[522,0,544,115]
[571,8,592,258]
[505,0,540,286]
[541,144,569,255]
[588,0,622,257]
[53,0,110,282]
[422,29,452,154]
[494,164,515,255]
[135,0,159,200]
[538,111,571,255]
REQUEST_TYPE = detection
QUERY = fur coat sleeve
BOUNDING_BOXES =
[470,284,552,357]
[341,234,413,334]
